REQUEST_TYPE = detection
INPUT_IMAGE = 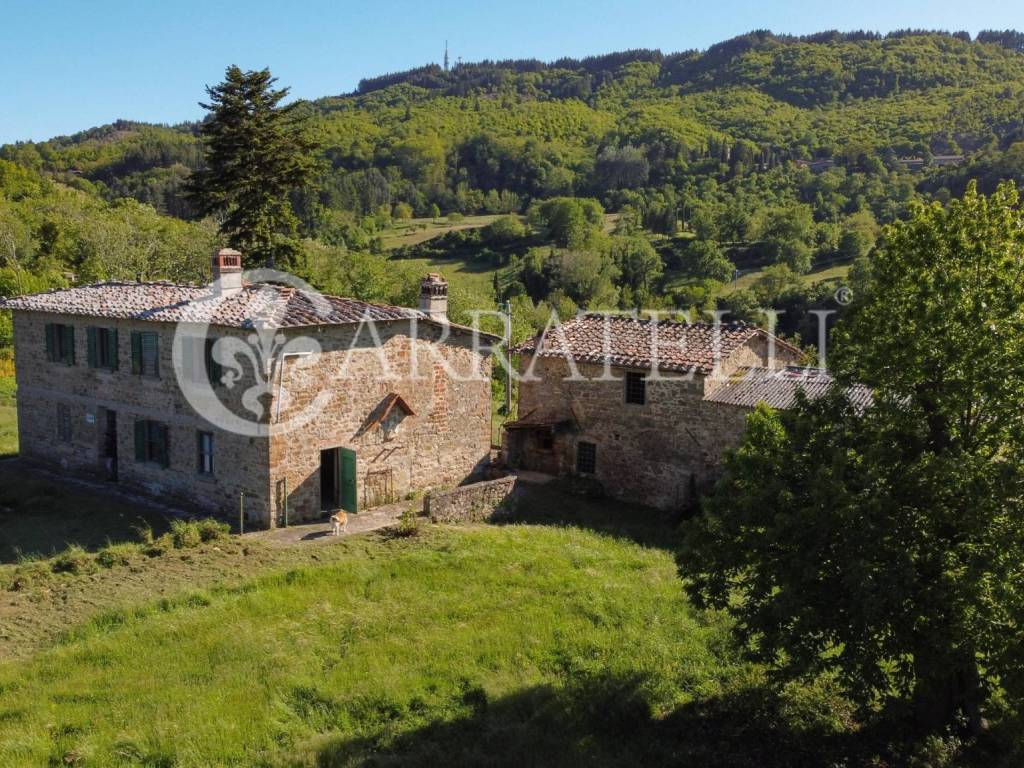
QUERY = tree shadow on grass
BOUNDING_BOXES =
[0,462,172,563]
[307,672,885,768]
[494,480,682,552]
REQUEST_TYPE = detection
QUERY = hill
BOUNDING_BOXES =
[0,466,871,766]
[4,30,1024,347]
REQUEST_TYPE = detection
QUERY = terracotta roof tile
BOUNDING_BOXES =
[0,281,423,330]
[704,366,874,411]
[513,314,798,376]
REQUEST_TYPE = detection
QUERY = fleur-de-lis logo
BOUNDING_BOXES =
[173,271,330,438]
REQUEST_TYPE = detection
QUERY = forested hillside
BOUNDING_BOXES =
[4,29,1024,350]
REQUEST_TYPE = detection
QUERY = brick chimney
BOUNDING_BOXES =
[211,248,244,296]
[419,273,448,321]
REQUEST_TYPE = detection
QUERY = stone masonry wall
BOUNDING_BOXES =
[513,338,802,511]
[11,310,273,523]
[426,476,517,523]
[12,310,495,528]
[267,319,493,524]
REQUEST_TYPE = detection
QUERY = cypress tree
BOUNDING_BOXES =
[187,66,319,268]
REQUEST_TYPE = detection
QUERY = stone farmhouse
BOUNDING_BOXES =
[0,250,495,527]
[505,314,871,510]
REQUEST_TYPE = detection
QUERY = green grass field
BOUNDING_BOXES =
[0,464,173,564]
[379,215,504,251]
[0,470,865,768]
[391,252,499,299]
[0,376,16,458]
[715,262,852,297]
[0,524,861,767]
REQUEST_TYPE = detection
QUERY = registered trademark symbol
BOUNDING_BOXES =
[834,286,853,305]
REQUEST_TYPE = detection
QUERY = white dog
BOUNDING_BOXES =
[330,511,348,536]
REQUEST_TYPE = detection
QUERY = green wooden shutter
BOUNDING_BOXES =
[340,448,358,514]
[44,323,56,362]
[131,332,142,375]
[181,336,195,382]
[205,338,222,387]
[61,325,75,365]
[158,425,170,468]
[86,327,98,368]
[108,329,119,371]
[134,420,147,461]
[141,332,159,378]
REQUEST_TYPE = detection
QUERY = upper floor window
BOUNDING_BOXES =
[134,419,169,467]
[179,336,223,388]
[624,371,647,405]
[44,323,75,366]
[87,327,119,371]
[131,331,160,378]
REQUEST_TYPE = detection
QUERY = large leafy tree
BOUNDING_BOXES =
[681,182,1024,734]
[187,66,319,268]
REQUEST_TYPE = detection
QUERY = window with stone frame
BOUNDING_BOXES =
[624,371,647,405]
[576,441,597,474]
[197,431,214,475]
[45,323,76,366]
[134,419,169,467]
[56,403,72,442]
[87,327,119,371]
[131,331,160,378]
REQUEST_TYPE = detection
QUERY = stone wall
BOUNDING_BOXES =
[426,475,517,523]
[268,319,493,524]
[12,310,495,528]
[11,310,272,522]
[512,338,801,511]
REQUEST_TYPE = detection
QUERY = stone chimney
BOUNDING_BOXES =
[418,273,448,321]
[211,248,244,296]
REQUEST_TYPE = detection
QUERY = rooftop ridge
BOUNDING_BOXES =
[578,312,753,329]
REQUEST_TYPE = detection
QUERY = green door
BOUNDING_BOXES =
[338,448,358,514]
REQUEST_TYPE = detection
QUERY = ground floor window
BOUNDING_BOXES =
[56,403,72,442]
[576,441,597,474]
[134,419,169,467]
[197,431,214,475]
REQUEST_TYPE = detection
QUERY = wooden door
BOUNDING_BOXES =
[339,448,358,514]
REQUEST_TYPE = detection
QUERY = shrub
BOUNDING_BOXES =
[51,545,95,575]
[169,518,229,549]
[132,522,155,545]
[395,506,420,537]
[482,215,527,244]
[195,518,230,543]
[169,520,201,549]
[6,560,50,591]
[96,543,138,569]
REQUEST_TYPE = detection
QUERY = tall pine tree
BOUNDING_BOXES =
[187,66,319,268]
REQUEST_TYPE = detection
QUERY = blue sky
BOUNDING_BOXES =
[2,0,1022,144]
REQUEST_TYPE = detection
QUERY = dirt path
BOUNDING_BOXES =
[259,498,412,545]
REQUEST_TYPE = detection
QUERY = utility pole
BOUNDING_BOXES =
[504,300,513,418]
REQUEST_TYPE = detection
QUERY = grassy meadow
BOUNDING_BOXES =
[378,215,504,251]
[0,375,16,458]
[0,470,868,768]
[0,523,860,768]
[0,464,173,564]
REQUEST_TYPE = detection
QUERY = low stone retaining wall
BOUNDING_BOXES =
[426,475,517,523]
